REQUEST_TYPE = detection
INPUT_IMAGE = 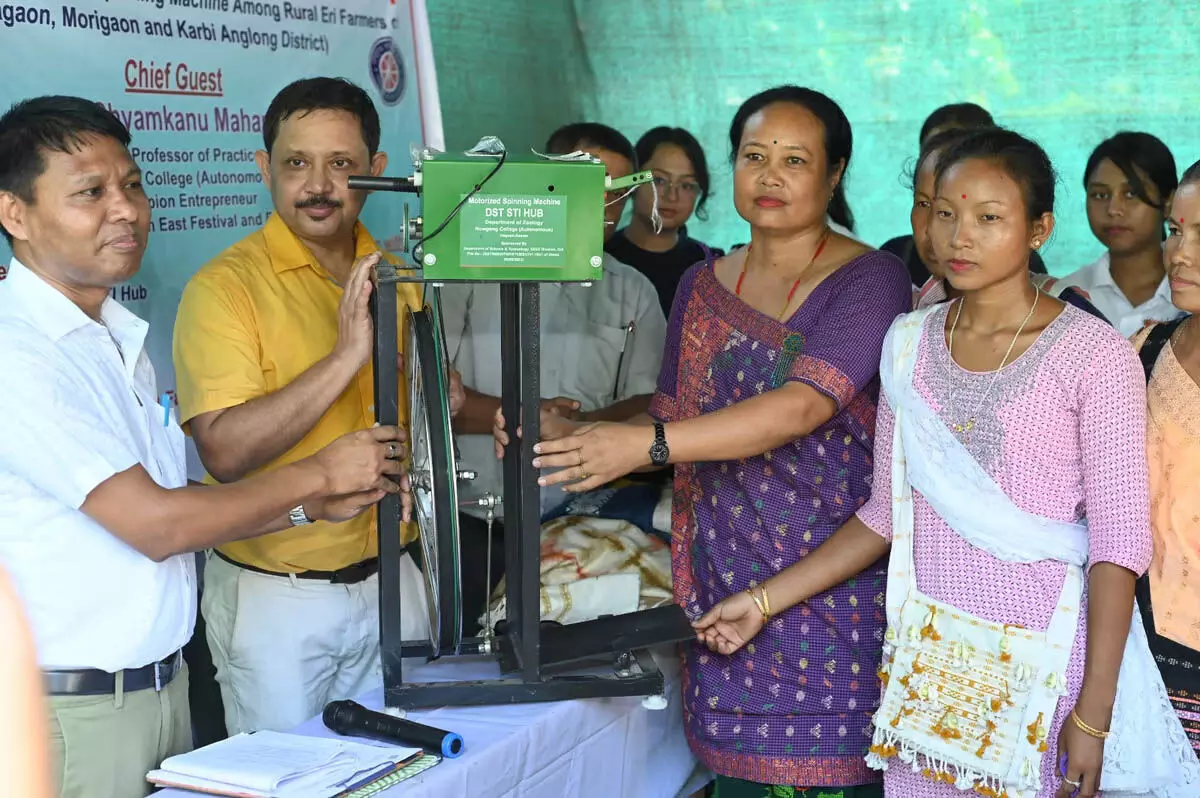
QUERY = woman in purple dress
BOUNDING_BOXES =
[524,86,911,796]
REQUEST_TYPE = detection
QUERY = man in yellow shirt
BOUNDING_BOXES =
[173,78,449,734]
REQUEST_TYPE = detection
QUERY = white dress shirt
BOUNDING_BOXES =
[441,254,667,516]
[1056,253,1183,338]
[0,259,195,671]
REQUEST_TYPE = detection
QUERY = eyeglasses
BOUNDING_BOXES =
[651,176,701,197]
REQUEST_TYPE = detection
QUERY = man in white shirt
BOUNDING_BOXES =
[441,123,667,627]
[0,95,407,798]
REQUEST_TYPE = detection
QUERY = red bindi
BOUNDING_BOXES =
[962,194,967,199]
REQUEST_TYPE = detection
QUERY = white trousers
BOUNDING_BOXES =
[201,552,428,734]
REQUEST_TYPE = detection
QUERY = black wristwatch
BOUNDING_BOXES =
[649,422,670,466]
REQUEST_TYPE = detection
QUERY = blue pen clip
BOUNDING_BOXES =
[159,393,171,427]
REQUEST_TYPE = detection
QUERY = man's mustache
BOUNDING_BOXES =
[295,195,343,210]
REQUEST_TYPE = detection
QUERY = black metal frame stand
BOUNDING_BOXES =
[371,269,693,709]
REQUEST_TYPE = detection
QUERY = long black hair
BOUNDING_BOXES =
[728,85,855,232]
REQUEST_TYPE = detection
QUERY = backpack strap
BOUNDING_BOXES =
[1138,316,1188,383]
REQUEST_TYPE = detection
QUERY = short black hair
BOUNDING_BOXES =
[1083,131,1177,211]
[263,77,381,156]
[919,103,994,146]
[544,123,636,168]
[934,127,1057,221]
[635,126,711,213]
[728,85,856,232]
[0,96,132,245]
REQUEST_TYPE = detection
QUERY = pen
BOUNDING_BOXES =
[159,393,171,427]
[611,320,636,402]
[336,761,400,796]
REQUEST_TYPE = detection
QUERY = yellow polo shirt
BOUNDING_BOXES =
[173,212,423,572]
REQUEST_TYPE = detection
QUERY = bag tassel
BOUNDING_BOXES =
[866,724,1037,797]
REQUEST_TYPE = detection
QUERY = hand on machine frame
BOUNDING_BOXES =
[691,591,764,656]
[532,421,649,493]
[304,425,410,523]
[491,397,582,459]
[332,252,382,374]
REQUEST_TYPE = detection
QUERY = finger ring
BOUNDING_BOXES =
[1063,778,1081,788]
[387,443,398,458]
[576,451,584,467]
[578,467,590,480]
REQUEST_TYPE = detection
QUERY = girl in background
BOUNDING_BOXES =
[606,126,722,318]
[1058,132,1181,336]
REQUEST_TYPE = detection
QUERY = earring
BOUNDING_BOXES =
[1032,239,1041,248]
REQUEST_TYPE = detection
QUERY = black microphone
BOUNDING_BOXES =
[347,175,418,193]
[322,699,464,759]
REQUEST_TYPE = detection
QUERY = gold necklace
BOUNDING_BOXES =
[946,290,1041,441]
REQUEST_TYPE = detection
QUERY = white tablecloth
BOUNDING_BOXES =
[159,648,705,798]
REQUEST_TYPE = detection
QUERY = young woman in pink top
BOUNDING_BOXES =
[695,129,1199,797]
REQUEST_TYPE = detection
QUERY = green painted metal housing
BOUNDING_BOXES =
[420,154,607,283]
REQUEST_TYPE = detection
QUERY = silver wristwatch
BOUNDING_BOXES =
[288,505,314,527]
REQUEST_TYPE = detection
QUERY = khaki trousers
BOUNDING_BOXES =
[47,663,193,798]
[202,552,427,734]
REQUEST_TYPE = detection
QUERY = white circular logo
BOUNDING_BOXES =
[368,37,407,106]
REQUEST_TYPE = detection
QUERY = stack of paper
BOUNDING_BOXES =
[147,730,421,797]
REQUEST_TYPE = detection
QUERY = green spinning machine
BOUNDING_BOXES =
[349,142,694,710]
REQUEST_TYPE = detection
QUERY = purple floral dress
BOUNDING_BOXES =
[650,250,911,786]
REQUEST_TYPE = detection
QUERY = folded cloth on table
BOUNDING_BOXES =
[481,516,672,628]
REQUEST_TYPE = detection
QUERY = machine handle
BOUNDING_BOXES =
[348,175,419,192]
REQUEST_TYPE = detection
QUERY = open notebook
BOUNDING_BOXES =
[146,730,422,798]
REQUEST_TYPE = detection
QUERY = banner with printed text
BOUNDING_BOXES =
[0,0,441,473]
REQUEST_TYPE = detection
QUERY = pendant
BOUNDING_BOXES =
[952,419,974,442]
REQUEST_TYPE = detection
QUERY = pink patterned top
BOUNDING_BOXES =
[856,302,1153,797]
